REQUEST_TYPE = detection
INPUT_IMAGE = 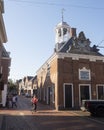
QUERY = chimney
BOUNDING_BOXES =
[70,28,76,37]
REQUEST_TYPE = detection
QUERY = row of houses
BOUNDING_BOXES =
[18,76,37,96]
[0,0,11,107]
[18,19,104,110]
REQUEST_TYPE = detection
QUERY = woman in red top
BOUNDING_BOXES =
[32,95,38,112]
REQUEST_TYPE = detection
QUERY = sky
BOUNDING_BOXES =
[3,0,104,81]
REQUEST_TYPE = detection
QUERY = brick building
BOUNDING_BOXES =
[0,0,11,107]
[37,20,104,110]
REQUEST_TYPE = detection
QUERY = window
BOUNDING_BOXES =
[52,86,55,103]
[97,85,104,99]
[79,67,90,80]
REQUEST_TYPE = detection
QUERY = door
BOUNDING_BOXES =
[97,85,104,99]
[80,85,90,104]
[64,84,73,108]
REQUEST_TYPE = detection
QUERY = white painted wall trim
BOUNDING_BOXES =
[57,52,104,62]
[79,84,91,106]
[96,84,104,100]
[2,84,7,107]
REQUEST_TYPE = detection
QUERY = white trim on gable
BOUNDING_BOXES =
[36,52,104,75]
[57,52,104,62]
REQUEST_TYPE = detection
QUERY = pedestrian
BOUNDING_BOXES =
[6,94,12,108]
[31,95,38,112]
[15,94,18,102]
[9,94,13,108]
[6,95,9,108]
[12,94,17,108]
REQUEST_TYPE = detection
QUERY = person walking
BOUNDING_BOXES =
[6,94,12,108]
[12,94,17,108]
[6,95,10,108]
[31,95,38,112]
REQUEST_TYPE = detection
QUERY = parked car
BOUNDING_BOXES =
[21,92,25,96]
[81,100,104,117]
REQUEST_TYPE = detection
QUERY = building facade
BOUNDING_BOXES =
[18,76,36,96]
[36,20,104,110]
[0,0,11,107]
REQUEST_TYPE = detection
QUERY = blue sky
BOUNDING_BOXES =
[3,0,104,80]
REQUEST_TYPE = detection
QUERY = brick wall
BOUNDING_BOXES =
[37,54,104,109]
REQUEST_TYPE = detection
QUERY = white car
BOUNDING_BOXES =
[25,93,31,98]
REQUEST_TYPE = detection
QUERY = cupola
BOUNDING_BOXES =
[55,10,76,51]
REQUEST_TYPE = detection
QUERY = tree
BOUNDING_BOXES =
[8,79,18,93]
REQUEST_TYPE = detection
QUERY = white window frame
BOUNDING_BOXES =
[96,84,104,100]
[79,67,91,80]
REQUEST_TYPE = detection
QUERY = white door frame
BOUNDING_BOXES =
[79,84,91,106]
[96,84,104,99]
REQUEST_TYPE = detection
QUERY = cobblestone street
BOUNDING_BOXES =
[0,95,104,130]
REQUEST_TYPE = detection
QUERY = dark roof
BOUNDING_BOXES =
[30,75,37,82]
[27,76,34,81]
[57,32,103,56]
[2,45,10,58]
[59,38,73,52]
[17,79,22,83]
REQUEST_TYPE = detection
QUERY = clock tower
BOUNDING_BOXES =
[55,21,71,44]
[55,9,71,51]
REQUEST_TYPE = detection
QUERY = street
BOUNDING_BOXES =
[0,95,104,130]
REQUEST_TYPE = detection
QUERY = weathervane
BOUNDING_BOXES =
[61,8,65,22]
